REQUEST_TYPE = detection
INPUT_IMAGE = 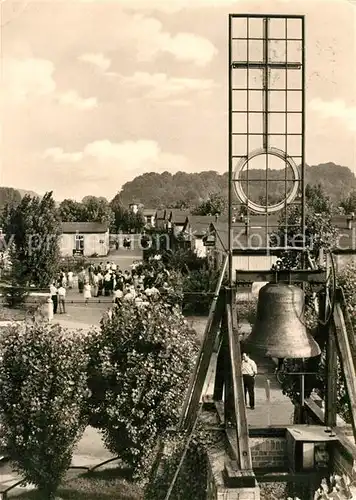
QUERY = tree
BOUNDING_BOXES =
[271,183,338,269]
[340,190,356,215]
[86,301,198,479]
[0,187,21,221]
[0,321,89,499]
[2,192,61,287]
[305,183,332,215]
[81,196,114,227]
[110,194,145,233]
[192,193,227,216]
[58,199,84,222]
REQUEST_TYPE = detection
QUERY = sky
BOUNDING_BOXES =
[0,0,355,201]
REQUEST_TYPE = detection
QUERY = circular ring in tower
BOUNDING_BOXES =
[233,147,301,214]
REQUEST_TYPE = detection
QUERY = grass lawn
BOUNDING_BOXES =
[12,468,143,499]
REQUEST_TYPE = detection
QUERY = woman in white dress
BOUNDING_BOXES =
[83,282,91,305]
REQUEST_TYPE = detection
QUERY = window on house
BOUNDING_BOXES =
[75,234,84,251]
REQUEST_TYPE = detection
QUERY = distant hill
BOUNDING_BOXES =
[116,163,356,208]
[0,187,41,216]
[17,189,40,199]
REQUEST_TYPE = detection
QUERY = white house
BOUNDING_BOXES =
[60,222,109,257]
[182,215,217,258]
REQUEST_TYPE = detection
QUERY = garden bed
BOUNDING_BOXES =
[0,307,27,321]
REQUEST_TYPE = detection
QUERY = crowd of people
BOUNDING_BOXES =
[49,256,179,313]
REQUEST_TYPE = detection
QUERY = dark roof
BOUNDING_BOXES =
[168,210,190,224]
[213,225,271,252]
[211,215,356,252]
[156,209,166,220]
[185,215,216,237]
[143,208,156,216]
[61,222,108,234]
[168,209,190,222]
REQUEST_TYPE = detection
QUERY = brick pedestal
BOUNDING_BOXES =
[206,432,260,500]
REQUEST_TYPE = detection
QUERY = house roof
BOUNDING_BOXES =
[168,208,190,223]
[156,209,166,220]
[168,210,190,224]
[211,215,356,252]
[142,208,156,216]
[184,215,216,237]
[212,224,271,252]
[61,222,108,234]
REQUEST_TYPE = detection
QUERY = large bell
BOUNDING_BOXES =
[244,283,321,358]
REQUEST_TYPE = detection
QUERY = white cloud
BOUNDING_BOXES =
[42,139,190,172]
[123,14,217,66]
[164,32,217,65]
[76,0,241,12]
[78,52,111,71]
[117,72,217,99]
[1,57,56,103]
[58,90,98,110]
[84,139,160,162]
[42,147,84,163]
[309,97,356,131]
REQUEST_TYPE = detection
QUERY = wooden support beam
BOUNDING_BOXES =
[320,291,338,428]
[338,288,356,360]
[333,303,356,444]
[226,297,252,470]
[235,269,326,284]
[180,296,224,431]
[223,310,235,426]
[254,471,319,483]
[178,255,228,431]
[213,338,225,401]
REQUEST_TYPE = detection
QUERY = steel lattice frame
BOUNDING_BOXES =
[228,14,306,283]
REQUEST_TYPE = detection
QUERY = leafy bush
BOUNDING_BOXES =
[144,433,208,500]
[0,321,89,499]
[86,301,199,481]
[182,267,227,315]
[1,284,27,308]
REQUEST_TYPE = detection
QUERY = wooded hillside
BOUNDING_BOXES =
[117,163,356,208]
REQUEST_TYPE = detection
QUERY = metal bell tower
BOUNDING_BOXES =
[228,14,306,283]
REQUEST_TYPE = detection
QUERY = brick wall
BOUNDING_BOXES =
[249,437,288,469]
[206,437,261,500]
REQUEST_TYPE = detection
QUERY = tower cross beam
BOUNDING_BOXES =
[230,18,302,150]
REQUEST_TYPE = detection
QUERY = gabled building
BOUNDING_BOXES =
[142,208,156,228]
[155,209,168,230]
[129,202,143,214]
[166,209,190,237]
[182,215,217,257]
[205,215,280,274]
[331,214,356,271]
[60,222,109,257]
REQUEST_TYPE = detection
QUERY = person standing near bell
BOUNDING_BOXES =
[241,352,257,410]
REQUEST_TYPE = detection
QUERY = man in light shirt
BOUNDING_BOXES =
[50,282,58,314]
[57,285,66,314]
[241,352,257,410]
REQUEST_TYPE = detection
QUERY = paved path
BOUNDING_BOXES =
[195,316,294,427]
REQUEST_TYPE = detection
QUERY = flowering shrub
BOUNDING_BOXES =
[86,300,199,480]
[0,321,89,500]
